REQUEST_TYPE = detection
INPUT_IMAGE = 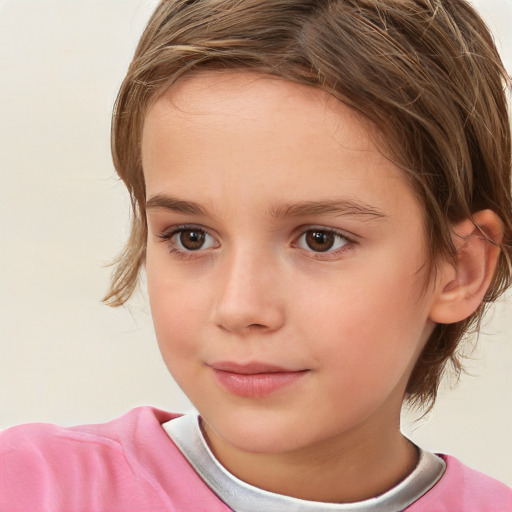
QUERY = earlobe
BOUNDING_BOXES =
[429,210,503,324]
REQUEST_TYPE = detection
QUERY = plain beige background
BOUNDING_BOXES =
[1,0,511,487]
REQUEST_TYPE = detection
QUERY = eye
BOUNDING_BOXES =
[160,226,218,253]
[296,229,349,253]
[174,229,209,251]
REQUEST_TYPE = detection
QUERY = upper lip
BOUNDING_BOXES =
[208,361,304,374]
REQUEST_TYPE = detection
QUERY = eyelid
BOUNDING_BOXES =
[158,224,220,257]
[158,222,214,237]
[292,225,357,242]
[292,225,358,257]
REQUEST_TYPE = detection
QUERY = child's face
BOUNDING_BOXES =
[143,72,440,456]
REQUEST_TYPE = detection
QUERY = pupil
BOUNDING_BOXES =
[180,230,205,250]
[306,231,334,252]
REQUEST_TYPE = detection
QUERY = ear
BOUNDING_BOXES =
[429,209,503,324]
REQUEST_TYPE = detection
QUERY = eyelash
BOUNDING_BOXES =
[293,227,355,259]
[157,224,356,260]
[158,225,218,260]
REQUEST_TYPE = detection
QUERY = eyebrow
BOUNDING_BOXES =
[146,194,208,215]
[269,199,387,220]
[146,193,387,220]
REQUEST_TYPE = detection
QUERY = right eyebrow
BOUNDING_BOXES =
[146,194,208,215]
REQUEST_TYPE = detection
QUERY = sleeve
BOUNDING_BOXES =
[408,454,512,512]
[0,422,144,512]
[0,423,62,512]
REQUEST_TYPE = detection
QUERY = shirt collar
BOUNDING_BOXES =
[163,414,445,512]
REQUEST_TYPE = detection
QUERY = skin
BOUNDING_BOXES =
[142,71,455,503]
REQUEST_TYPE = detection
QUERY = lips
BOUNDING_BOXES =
[208,361,308,398]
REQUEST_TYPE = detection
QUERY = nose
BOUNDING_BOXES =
[213,248,285,336]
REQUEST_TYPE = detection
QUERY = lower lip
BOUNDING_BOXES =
[211,369,308,398]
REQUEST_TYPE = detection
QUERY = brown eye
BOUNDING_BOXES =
[178,229,207,250]
[161,226,218,255]
[297,229,349,253]
[305,230,335,252]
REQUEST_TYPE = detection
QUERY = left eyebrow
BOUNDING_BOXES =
[269,199,387,220]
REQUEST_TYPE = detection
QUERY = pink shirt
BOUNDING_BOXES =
[1,407,511,511]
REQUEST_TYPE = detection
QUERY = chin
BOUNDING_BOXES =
[201,410,317,456]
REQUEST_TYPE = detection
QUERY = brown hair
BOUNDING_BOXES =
[105,0,512,410]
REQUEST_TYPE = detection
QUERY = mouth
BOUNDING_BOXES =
[208,361,309,398]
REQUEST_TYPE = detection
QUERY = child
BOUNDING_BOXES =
[1,0,511,510]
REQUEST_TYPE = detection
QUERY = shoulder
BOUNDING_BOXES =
[0,407,214,511]
[409,454,512,511]
[0,406,178,460]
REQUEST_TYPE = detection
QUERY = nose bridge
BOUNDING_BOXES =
[214,242,284,334]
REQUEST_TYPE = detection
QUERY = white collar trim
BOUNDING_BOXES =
[163,414,445,512]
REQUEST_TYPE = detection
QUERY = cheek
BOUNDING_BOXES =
[297,259,427,333]
[296,265,429,377]
[146,251,209,360]
[148,283,211,395]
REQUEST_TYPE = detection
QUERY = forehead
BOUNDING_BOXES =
[141,71,421,224]
[144,71,378,155]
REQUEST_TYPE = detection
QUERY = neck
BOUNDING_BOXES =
[201,417,419,504]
